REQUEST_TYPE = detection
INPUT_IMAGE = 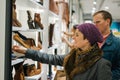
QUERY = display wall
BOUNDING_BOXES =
[111,21,120,32]
[0,0,6,79]
[0,0,12,80]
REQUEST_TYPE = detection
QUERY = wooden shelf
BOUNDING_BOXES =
[12,26,44,32]
[16,0,45,11]
[12,58,26,66]
[49,11,60,20]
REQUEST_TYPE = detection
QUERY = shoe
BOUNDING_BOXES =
[27,10,35,29]
[12,0,22,27]
[48,24,54,47]
[25,64,41,76]
[49,0,59,15]
[30,64,41,75]
[26,64,35,76]
[14,62,25,80]
[13,34,30,48]
[34,13,44,29]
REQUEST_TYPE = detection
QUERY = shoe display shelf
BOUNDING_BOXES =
[12,0,60,80]
[12,58,26,66]
[13,0,45,31]
[25,71,43,80]
[47,42,64,52]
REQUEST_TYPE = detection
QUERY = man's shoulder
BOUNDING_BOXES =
[108,33,120,43]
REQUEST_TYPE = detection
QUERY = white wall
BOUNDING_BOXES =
[0,0,6,80]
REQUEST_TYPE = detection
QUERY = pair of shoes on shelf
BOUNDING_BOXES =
[23,64,41,76]
[27,10,44,29]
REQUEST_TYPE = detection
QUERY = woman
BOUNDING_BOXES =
[12,23,112,80]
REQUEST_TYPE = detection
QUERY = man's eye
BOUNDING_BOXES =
[94,21,100,24]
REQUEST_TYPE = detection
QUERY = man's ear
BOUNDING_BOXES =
[106,19,110,25]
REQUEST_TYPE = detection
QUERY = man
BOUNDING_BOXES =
[93,10,120,80]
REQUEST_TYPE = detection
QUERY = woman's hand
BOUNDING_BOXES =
[12,45,27,54]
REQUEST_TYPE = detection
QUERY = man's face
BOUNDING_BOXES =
[93,13,109,34]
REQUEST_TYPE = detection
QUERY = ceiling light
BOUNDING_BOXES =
[92,7,96,10]
[93,1,97,5]
[105,6,109,10]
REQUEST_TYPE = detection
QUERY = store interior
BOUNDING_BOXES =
[0,0,120,80]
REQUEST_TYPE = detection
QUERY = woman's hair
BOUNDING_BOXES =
[73,24,78,30]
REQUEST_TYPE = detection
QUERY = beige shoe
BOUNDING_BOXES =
[13,34,30,48]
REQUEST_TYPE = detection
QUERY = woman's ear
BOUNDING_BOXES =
[84,38,91,45]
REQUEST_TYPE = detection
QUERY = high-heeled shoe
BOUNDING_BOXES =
[34,13,44,29]
[27,10,35,29]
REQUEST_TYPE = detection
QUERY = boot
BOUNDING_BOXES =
[27,10,35,29]
[34,13,44,29]
[30,64,41,75]
[14,62,25,80]
[49,0,59,15]
[62,2,69,28]
[48,24,54,47]
[12,0,22,27]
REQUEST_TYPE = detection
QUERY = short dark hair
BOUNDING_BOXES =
[73,24,78,29]
[93,10,112,26]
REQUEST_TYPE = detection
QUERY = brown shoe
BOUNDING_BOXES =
[49,0,59,15]
[13,34,30,48]
[26,64,41,76]
[34,13,44,29]
[14,62,25,80]
[12,0,22,27]
[26,65,35,76]
[31,64,41,75]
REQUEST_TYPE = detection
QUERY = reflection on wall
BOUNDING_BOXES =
[110,21,120,32]
[111,21,120,37]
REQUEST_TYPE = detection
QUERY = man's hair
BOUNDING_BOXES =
[93,10,112,26]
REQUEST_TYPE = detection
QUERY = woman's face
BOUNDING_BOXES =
[72,29,89,49]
